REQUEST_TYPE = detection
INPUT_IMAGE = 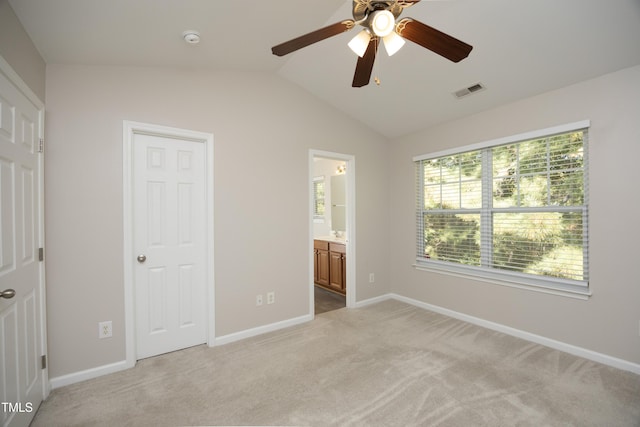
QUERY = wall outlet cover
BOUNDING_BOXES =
[99,321,113,339]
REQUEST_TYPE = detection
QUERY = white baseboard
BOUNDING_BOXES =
[49,314,313,389]
[49,295,640,389]
[213,313,313,346]
[49,359,133,390]
[353,293,390,308]
[360,293,640,375]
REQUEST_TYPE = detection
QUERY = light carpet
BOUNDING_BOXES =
[32,300,640,426]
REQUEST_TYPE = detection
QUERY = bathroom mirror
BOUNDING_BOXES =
[331,174,346,233]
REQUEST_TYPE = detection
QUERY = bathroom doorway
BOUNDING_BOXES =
[309,150,355,316]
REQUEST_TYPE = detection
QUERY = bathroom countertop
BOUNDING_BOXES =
[314,235,347,244]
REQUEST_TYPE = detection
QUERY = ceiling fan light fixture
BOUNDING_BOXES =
[270,0,474,88]
[370,10,395,37]
[348,29,372,57]
[382,31,405,56]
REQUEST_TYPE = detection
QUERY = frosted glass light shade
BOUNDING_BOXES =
[348,30,372,57]
[383,32,405,56]
[370,10,395,37]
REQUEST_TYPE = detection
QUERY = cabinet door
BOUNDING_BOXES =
[316,249,330,287]
[341,254,346,292]
[329,250,344,292]
[314,250,318,283]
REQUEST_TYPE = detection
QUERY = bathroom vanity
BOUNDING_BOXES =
[313,238,346,295]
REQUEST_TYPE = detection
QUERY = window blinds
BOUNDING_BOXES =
[415,126,589,289]
[313,177,325,218]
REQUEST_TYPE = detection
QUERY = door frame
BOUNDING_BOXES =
[309,150,356,313]
[123,121,214,367]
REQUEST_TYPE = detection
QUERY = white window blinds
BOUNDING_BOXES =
[415,123,589,294]
[313,176,325,219]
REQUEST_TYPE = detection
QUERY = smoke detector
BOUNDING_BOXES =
[183,31,201,45]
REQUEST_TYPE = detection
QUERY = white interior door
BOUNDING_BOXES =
[0,65,46,427]
[133,132,207,359]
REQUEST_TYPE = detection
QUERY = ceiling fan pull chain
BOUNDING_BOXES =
[374,37,382,86]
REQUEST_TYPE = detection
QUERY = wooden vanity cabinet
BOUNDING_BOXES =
[314,240,346,295]
[328,242,346,293]
[314,240,329,287]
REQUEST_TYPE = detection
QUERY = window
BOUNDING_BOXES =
[313,176,325,220]
[414,122,589,296]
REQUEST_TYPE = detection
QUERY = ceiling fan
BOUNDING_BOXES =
[271,0,473,87]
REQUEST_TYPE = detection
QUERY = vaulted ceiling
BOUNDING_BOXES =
[9,0,640,138]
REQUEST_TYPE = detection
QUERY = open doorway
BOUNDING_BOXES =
[309,150,356,316]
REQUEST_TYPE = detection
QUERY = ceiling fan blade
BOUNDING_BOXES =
[396,18,472,62]
[352,37,378,88]
[272,20,356,56]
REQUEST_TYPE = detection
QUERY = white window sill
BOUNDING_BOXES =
[413,261,591,300]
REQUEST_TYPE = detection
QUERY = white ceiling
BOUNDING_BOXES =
[9,0,640,139]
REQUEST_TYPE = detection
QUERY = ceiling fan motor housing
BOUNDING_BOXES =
[352,0,405,22]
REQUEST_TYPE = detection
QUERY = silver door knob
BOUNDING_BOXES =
[137,255,147,263]
[1,289,16,299]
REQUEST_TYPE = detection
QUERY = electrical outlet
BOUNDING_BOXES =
[98,321,112,339]
[369,273,375,283]
[267,292,275,305]
[256,295,263,306]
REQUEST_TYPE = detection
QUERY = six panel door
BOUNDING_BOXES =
[0,68,45,427]
[133,133,207,359]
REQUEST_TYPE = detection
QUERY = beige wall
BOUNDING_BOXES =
[0,0,45,101]
[44,64,391,378]
[37,63,640,378]
[389,65,640,364]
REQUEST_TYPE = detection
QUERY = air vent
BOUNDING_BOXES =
[453,82,486,99]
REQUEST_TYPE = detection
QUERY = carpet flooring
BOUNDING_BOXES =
[32,300,640,426]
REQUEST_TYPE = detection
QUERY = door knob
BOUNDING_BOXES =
[1,289,16,299]
[137,255,147,263]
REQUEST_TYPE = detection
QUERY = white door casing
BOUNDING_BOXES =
[0,57,47,427]
[123,122,214,363]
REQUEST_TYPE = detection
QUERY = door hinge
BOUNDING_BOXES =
[41,355,47,369]
[39,247,44,262]
[38,138,44,153]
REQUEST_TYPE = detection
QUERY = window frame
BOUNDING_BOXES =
[313,175,326,222]
[413,121,591,299]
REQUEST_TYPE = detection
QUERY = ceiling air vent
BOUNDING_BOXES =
[453,82,486,99]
